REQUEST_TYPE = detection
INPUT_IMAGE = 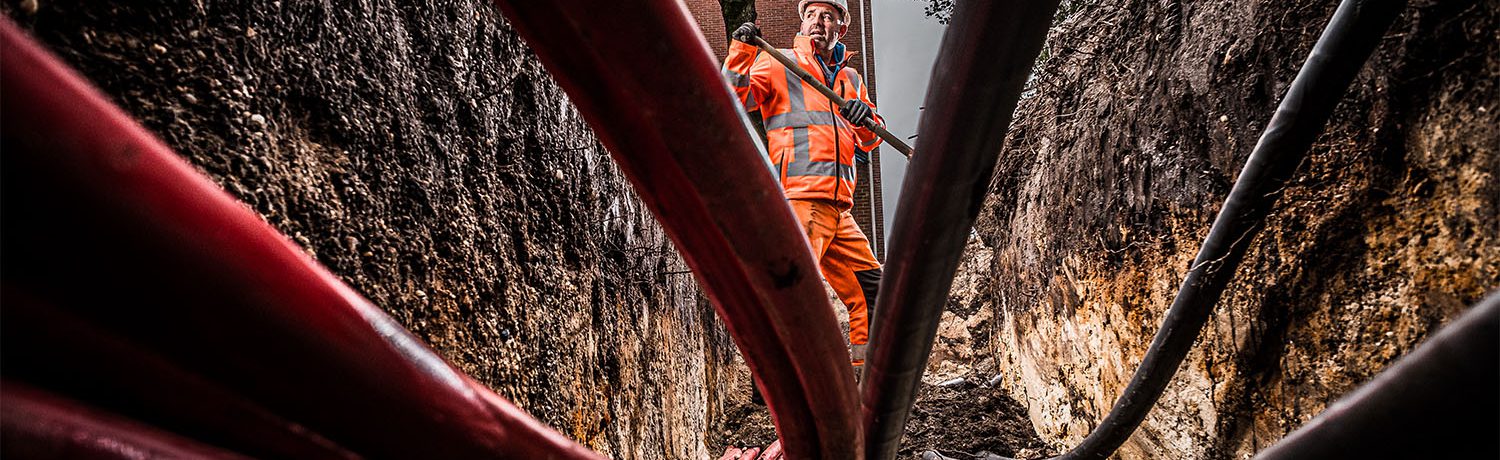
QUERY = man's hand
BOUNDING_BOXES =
[718,440,784,460]
[840,100,873,127]
[733,22,762,44]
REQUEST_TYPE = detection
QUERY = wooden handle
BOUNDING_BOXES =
[749,36,914,159]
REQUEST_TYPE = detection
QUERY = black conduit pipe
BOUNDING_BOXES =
[1029,2,1409,459]
[861,1,1060,460]
[923,1,1410,459]
[1255,291,1499,460]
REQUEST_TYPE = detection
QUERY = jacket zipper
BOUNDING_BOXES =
[780,151,789,183]
[808,52,849,206]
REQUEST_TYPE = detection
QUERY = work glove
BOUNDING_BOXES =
[733,22,761,44]
[840,100,873,127]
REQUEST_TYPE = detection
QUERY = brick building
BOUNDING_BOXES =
[683,0,886,260]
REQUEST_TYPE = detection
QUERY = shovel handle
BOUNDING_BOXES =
[749,36,914,159]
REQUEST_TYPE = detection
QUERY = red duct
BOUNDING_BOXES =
[1,18,599,460]
[489,1,863,458]
[2,290,358,459]
[1,383,252,459]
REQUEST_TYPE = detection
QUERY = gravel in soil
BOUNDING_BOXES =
[714,364,1054,460]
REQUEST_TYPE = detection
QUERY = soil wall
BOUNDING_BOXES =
[941,0,1498,458]
[6,2,737,458]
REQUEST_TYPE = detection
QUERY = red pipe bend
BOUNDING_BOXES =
[1,383,251,459]
[1,18,599,460]
[490,1,863,458]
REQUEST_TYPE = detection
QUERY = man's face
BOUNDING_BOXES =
[799,3,847,53]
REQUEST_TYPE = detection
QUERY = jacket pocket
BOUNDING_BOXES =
[778,147,790,183]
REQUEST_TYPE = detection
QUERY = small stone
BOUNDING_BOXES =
[184,93,198,104]
[250,114,267,126]
[151,43,168,54]
[19,0,37,14]
[553,169,565,180]
[1218,115,1228,123]
[416,290,428,298]
[246,27,258,38]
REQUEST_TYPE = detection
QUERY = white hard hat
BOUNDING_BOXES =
[798,0,849,21]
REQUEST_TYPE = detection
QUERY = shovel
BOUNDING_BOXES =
[750,36,915,159]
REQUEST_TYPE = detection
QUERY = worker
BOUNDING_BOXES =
[722,0,884,375]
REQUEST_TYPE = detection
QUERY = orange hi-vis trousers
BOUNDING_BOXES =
[789,199,882,366]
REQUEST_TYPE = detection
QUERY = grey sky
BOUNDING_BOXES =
[871,0,946,242]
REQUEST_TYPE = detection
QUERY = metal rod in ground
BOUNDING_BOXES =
[750,35,915,158]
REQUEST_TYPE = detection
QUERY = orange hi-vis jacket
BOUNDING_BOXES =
[723,35,884,209]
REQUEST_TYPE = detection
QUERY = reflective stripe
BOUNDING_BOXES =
[774,49,856,181]
[861,136,880,149]
[723,68,750,88]
[782,54,805,112]
[845,69,862,93]
[765,110,838,129]
[792,127,810,164]
[787,161,854,178]
[851,343,867,360]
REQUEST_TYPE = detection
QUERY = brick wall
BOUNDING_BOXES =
[684,0,886,260]
[683,0,728,55]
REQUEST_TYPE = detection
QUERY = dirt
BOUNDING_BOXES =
[897,379,1054,459]
[5,1,736,458]
[713,360,1052,459]
[9,0,1492,458]
[948,0,1498,458]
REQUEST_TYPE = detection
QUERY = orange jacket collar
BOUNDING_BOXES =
[793,35,851,72]
[794,34,819,59]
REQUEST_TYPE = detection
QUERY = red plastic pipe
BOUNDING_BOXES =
[489,1,863,458]
[1,18,599,460]
[1,289,359,459]
[1,383,251,459]
[860,1,1059,459]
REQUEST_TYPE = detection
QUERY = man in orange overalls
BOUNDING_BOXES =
[722,0,884,374]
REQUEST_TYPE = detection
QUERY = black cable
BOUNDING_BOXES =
[859,1,1060,459]
[913,0,1409,458]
